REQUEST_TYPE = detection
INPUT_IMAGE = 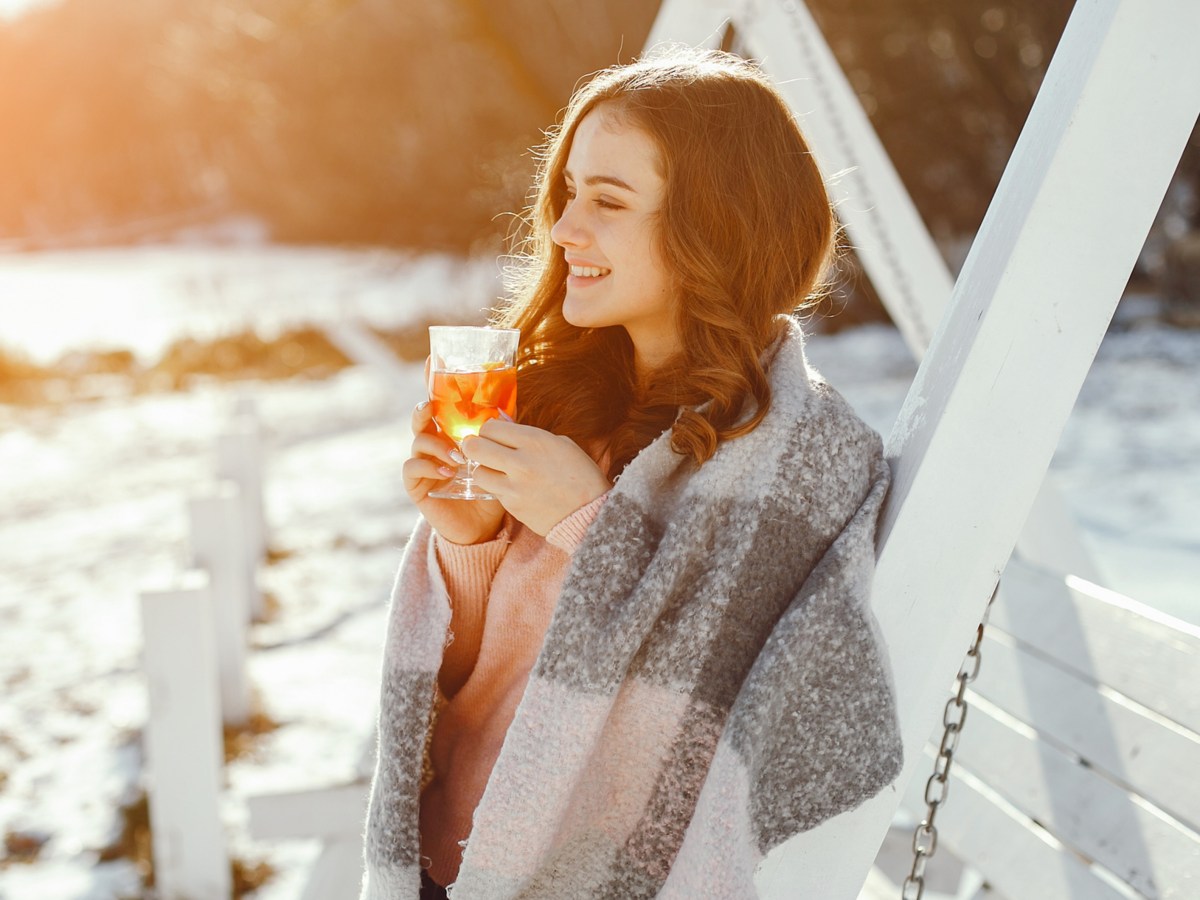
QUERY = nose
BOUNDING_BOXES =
[551,199,587,249]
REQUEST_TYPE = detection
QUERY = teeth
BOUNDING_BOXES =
[570,265,609,278]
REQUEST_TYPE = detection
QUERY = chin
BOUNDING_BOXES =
[561,298,599,330]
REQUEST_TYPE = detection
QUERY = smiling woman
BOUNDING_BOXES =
[367,46,903,900]
[553,111,679,372]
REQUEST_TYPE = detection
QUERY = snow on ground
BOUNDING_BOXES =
[0,247,1196,897]
[0,246,502,365]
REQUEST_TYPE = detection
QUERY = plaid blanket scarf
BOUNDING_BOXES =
[362,320,903,898]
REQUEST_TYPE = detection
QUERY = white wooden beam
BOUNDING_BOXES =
[970,632,1200,834]
[187,482,252,726]
[992,564,1200,737]
[247,782,369,842]
[216,419,267,621]
[753,0,1200,895]
[899,760,1129,900]
[140,572,231,900]
[953,702,1199,898]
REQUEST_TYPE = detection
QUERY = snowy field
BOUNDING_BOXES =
[0,246,1196,897]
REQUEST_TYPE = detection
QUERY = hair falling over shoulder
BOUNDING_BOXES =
[496,46,836,479]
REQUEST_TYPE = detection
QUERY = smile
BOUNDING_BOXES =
[569,264,610,278]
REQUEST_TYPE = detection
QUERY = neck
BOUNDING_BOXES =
[630,335,679,380]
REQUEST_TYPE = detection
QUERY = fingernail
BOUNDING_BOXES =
[416,400,429,411]
[449,449,466,465]
[437,465,455,477]
[499,410,514,422]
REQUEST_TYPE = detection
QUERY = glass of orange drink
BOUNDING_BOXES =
[427,325,519,500]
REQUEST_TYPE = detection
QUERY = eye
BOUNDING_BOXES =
[595,198,623,210]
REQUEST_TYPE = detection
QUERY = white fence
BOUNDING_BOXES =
[137,399,367,900]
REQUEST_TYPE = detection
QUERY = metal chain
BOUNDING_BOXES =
[900,586,998,900]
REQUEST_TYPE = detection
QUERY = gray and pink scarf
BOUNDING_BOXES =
[362,319,903,898]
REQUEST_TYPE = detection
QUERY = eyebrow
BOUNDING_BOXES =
[563,169,638,193]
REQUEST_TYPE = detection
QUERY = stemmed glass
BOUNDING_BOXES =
[427,326,519,500]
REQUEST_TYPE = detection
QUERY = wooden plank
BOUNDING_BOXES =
[299,837,364,900]
[993,562,1200,737]
[973,629,1200,827]
[750,0,1200,894]
[247,782,369,842]
[970,631,1200,833]
[139,572,231,899]
[187,482,252,726]
[899,752,1131,900]
[954,702,1200,898]
[216,415,268,620]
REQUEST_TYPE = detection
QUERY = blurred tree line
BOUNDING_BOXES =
[0,0,1196,262]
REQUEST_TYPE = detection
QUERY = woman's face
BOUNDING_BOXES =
[551,107,680,372]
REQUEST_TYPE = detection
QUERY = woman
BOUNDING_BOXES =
[363,47,902,899]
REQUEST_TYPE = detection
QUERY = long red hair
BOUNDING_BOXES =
[498,47,835,478]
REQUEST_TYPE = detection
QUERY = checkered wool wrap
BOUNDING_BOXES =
[362,320,903,898]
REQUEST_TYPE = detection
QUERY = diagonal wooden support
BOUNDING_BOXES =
[749,0,1200,895]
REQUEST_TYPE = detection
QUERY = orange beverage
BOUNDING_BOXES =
[429,364,517,445]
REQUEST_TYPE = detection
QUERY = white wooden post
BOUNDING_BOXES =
[752,0,1200,896]
[188,482,252,726]
[216,419,267,621]
[140,571,231,900]
[248,783,370,899]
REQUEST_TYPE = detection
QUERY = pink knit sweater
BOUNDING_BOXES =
[420,495,608,887]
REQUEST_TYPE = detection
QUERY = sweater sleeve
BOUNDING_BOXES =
[545,491,609,555]
[433,524,510,697]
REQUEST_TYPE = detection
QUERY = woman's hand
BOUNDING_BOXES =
[461,420,611,536]
[402,400,505,545]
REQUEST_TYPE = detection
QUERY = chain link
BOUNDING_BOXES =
[900,587,997,900]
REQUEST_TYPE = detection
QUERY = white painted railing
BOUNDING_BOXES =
[138,395,371,899]
[138,400,273,899]
[140,570,232,899]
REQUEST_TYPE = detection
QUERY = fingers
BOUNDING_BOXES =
[461,432,519,473]
[411,400,439,437]
[476,418,532,448]
[403,456,455,492]
[412,432,460,467]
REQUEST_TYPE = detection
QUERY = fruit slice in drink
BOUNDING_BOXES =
[429,364,517,445]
